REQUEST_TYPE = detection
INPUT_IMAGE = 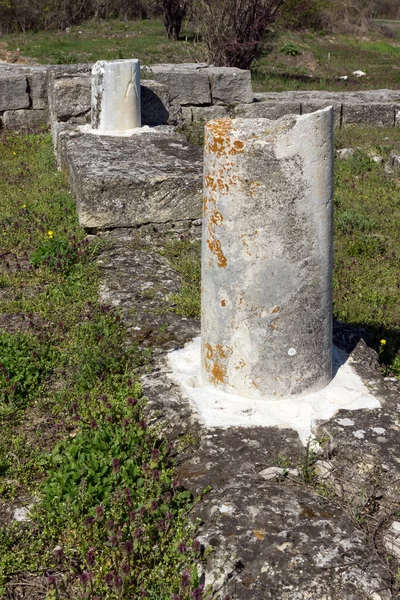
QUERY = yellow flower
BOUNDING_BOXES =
[48,230,53,238]
[12,151,16,156]
[380,339,386,345]
[22,204,27,209]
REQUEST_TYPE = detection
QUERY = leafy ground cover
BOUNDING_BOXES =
[2,19,400,92]
[0,132,204,599]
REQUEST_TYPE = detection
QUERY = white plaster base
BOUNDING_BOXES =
[168,337,381,444]
[79,124,155,137]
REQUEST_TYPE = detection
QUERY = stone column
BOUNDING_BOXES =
[91,59,141,133]
[201,108,334,398]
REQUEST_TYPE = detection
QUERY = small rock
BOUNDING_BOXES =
[336,417,355,426]
[384,153,400,176]
[314,460,333,479]
[371,427,386,435]
[370,155,383,164]
[219,503,234,514]
[259,466,299,480]
[338,75,348,80]
[13,506,32,522]
[384,521,400,560]
[352,70,366,77]
[391,521,400,533]
[337,148,354,160]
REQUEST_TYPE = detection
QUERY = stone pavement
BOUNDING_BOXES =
[96,231,400,600]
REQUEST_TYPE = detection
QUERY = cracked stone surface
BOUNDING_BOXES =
[94,242,398,599]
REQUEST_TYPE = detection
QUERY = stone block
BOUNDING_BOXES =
[60,128,203,230]
[3,109,48,130]
[148,64,211,105]
[191,105,229,123]
[49,76,91,122]
[207,66,253,104]
[0,73,29,111]
[27,67,48,109]
[141,80,170,127]
[342,103,395,127]
[233,102,301,119]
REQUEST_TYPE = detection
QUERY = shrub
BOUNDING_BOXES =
[278,0,328,30]
[194,0,285,69]
[280,41,302,55]
[162,0,187,39]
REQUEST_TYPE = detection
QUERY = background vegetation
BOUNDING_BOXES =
[1,0,400,70]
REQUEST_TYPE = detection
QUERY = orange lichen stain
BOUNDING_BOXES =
[210,210,223,226]
[205,174,217,192]
[203,342,233,385]
[206,119,246,158]
[207,237,227,268]
[206,119,234,157]
[204,342,214,360]
[220,299,227,307]
[240,231,259,257]
[211,362,227,384]
[204,190,227,268]
[229,140,245,155]
[251,380,259,389]
[235,359,246,371]
[248,180,261,198]
[215,343,232,359]
[272,306,280,314]
[253,529,266,541]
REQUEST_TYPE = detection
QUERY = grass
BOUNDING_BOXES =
[2,18,400,92]
[1,18,205,66]
[333,126,400,375]
[0,132,205,599]
[160,239,201,320]
[253,29,400,92]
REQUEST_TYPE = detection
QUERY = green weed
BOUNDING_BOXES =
[0,131,204,599]
[280,41,302,56]
[160,239,201,319]
[0,332,58,414]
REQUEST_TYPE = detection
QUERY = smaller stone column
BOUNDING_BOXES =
[91,59,141,133]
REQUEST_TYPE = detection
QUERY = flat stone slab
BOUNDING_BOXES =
[148,64,212,106]
[59,128,203,230]
[96,238,199,351]
[2,109,48,130]
[0,72,29,112]
[91,240,397,599]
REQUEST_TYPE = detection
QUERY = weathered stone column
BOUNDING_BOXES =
[91,59,141,133]
[201,108,334,398]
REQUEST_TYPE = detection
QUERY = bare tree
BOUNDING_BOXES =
[195,0,285,69]
[162,0,186,39]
